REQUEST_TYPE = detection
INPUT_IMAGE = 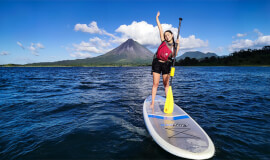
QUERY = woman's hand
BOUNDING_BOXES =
[176,39,180,45]
[156,11,160,18]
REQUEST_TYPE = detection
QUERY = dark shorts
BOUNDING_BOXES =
[152,58,171,75]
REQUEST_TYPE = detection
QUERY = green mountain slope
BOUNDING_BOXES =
[177,51,218,61]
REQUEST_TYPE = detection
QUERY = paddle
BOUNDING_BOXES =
[164,17,182,114]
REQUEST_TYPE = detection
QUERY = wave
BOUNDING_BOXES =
[109,116,148,138]
[74,85,96,90]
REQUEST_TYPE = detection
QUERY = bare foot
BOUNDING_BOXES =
[150,103,154,109]
[150,103,155,113]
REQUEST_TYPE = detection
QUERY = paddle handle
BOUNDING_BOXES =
[171,17,182,69]
[173,18,182,65]
[177,18,182,40]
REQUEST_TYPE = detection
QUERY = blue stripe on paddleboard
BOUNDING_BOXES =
[148,115,189,120]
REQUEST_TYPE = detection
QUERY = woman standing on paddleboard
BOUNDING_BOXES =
[151,11,180,108]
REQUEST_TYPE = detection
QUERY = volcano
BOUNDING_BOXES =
[28,39,154,66]
[87,38,154,65]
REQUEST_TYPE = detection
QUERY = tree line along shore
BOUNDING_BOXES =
[176,46,270,66]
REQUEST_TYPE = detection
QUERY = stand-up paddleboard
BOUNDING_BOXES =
[143,95,215,159]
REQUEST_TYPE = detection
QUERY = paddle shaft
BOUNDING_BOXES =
[170,18,182,85]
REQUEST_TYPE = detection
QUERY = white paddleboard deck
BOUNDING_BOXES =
[143,95,215,159]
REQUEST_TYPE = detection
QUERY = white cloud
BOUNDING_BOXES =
[70,52,92,59]
[256,35,270,45]
[74,21,116,38]
[36,43,44,49]
[114,21,208,50]
[114,21,161,46]
[180,35,208,50]
[17,41,25,49]
[17,41,45,55]
[229,39,253,52]
[28,43,45,55]
[73,37,111,53]
[70,37,113,58]
[28,43,38,56]
[75,21,101,34]
[254,29,263,37]
[89,37,111,48]
[114,21,179,47]
[1,51,9,55]
[229,30,270,52]
[73,42,100,53]
[236,33,247,38]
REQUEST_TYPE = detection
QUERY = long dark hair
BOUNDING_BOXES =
[164,30,176,53]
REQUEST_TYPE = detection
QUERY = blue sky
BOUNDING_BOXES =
[0,0,269,64]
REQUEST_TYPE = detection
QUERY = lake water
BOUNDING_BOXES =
[0,67,269,160]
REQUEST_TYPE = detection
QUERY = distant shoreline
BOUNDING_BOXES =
[1,65,270,67]
[0,64,152,67]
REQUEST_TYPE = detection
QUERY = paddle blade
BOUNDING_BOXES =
[170,67,175,77]
[164,86,174,113]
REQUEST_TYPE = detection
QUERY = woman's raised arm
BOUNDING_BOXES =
[156,11,164,42]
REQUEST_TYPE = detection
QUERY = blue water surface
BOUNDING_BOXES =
[0,67,269,160]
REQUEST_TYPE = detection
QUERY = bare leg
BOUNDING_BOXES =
[162,74,170,96]
[151,72,160,108]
